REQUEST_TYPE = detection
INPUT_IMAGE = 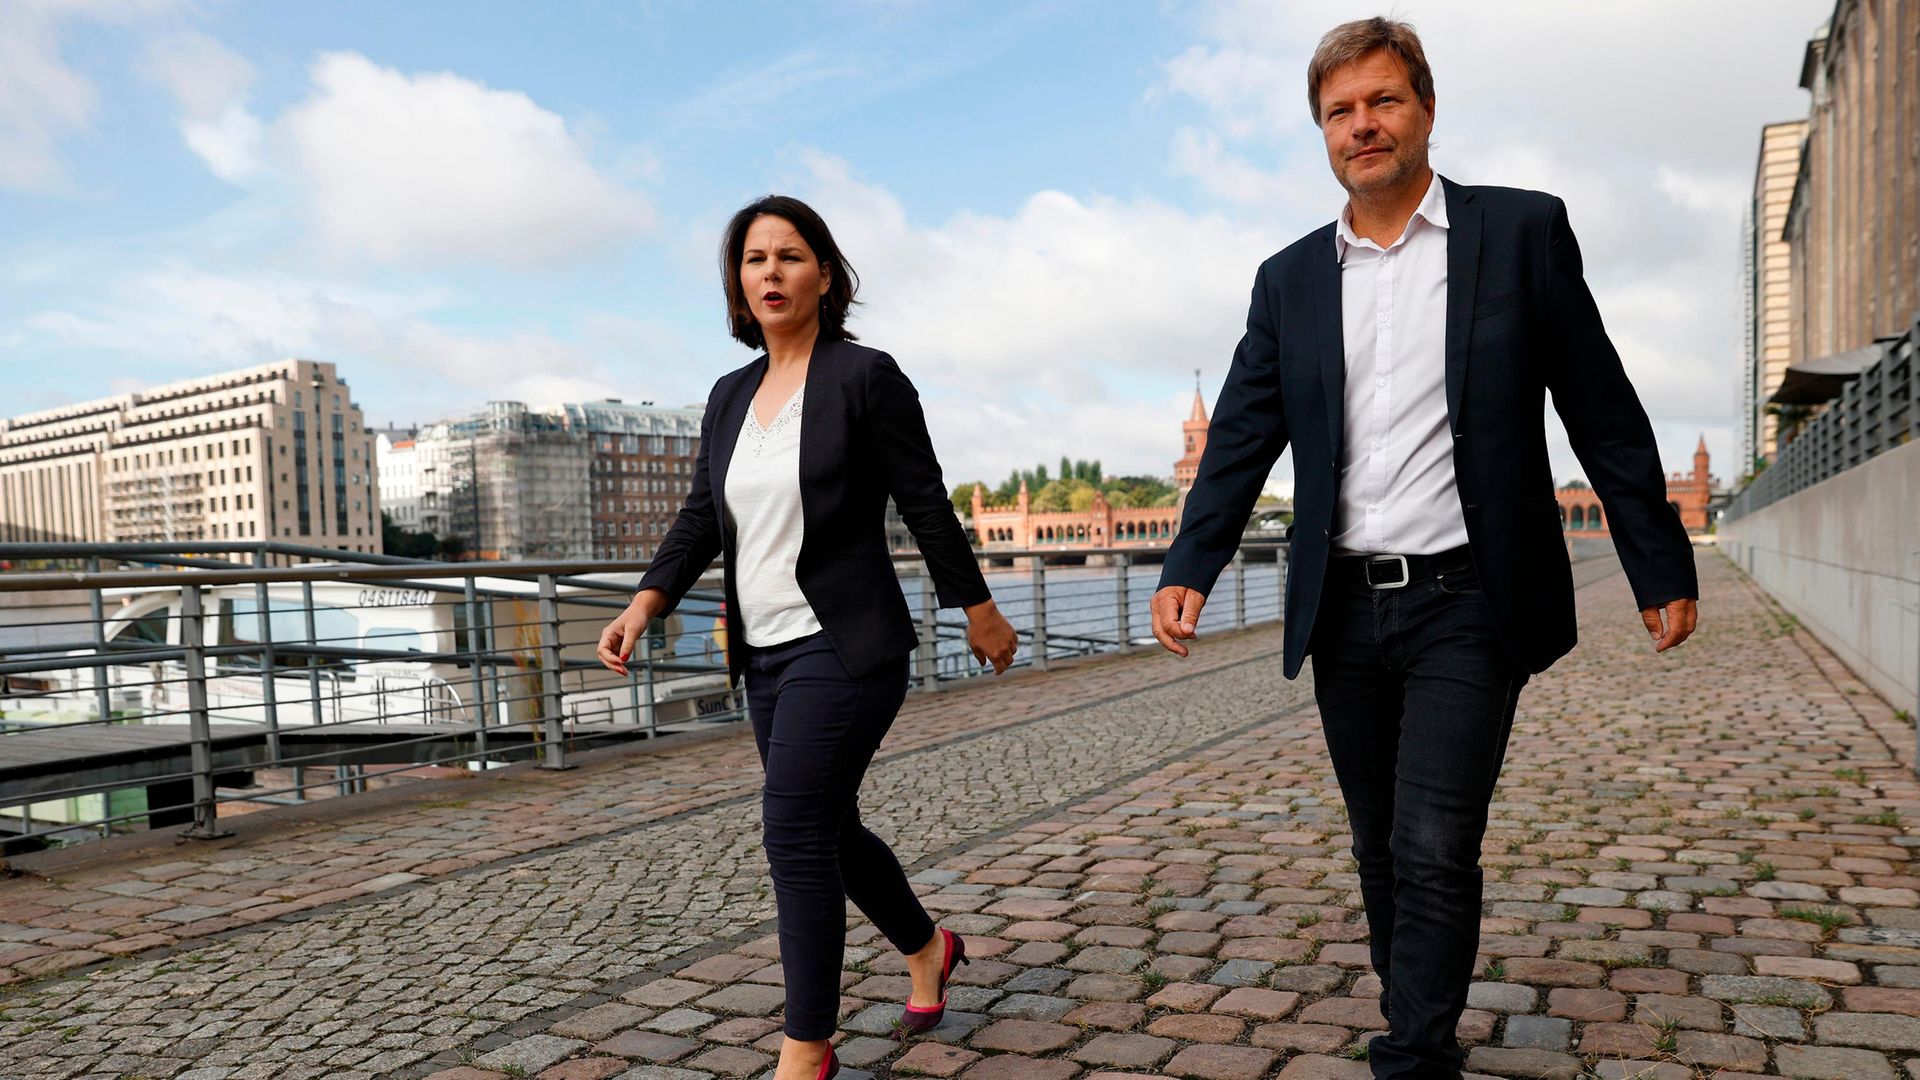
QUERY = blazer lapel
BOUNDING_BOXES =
[709,356,763,530]
[1442,177,1481,437]
[795,338,826,510]
[1311,227,1346,461]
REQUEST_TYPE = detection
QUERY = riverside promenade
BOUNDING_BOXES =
[3,550,1918,1079]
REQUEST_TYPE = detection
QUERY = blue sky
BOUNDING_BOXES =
[1,0,1825,492]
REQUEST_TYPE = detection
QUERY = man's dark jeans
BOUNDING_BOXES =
[1310,560,1529,1080]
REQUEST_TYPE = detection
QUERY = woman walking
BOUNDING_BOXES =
[597,195,1018,1080]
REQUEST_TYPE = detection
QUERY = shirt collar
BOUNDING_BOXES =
[1334,171,1448,261]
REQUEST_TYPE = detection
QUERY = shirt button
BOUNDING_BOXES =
[1376,378,1387,388]
[1378,314,1389,324]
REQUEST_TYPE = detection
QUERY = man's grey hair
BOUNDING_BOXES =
[1307,16,1436,126]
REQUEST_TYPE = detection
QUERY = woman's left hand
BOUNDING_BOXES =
[964,599,1019,675]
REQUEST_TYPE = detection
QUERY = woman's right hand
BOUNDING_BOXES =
[596,590,666,676]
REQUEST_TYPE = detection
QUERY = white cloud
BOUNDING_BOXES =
[784,151,1278,482]
[279,52,653,269]
[0,0,182,189]
[18,264,660,419]
[143,31,264,183]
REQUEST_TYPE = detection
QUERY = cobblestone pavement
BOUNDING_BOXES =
[0,601,1314,1077]
[422,551,1920,1080]
[12,550,1917,1080]
[0,620,1286,985]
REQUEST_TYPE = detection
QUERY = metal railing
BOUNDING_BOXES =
[1725,314,1919,521]
[0,540,1287,848]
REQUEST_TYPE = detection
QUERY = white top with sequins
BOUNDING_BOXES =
[724,385,823,647]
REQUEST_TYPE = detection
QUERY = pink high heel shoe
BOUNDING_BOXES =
[896,928,969,1039]
[817,1046,839,1079]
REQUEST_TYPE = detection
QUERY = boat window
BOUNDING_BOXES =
[219,599,359,648]
[116,609,173,645]
[363,627,425,654]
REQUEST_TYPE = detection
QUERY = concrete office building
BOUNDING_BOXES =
[1785,1,1919,364]
[0,359,381,556]
[1741,120,1808,471]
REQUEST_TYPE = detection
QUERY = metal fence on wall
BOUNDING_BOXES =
[0,540,1286,849]
[1725,316,1918,522]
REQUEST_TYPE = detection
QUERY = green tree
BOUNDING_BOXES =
[1068,485,1099,512]
[381,512,444,559]
[1031,480,1073,512]
[951,482,984,515]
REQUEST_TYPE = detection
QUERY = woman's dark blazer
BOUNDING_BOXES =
[636,338,990,686]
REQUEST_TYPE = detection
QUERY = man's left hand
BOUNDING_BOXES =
[1640,598,1698,653]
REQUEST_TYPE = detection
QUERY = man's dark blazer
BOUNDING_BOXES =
[1162,176,1698,679]
[638,338,990,686]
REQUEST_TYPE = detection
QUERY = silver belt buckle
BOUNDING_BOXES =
[1365,553,1410,590]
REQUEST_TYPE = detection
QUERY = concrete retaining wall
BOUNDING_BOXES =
[1720,440,1920,714]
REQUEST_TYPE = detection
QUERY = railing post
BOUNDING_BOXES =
[253,549,281,764]
[915,572,941,692]
[178,585,230,839]
[637,622,660,730]
[302,579,323,728]
[463,577,490,765]
[1029,560,1050,672]
[1114,551,1132,653]
[536,574,572,770]
[640,621,658,735]
[1232,549,1247,630]
[86,557,111,730]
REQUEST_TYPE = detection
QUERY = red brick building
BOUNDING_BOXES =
[971,388,1208,550]
[1558,436,1716,536]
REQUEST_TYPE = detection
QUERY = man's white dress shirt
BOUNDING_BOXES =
[1330,171,1470,557]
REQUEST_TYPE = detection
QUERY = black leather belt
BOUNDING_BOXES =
[1330,545,1474,590]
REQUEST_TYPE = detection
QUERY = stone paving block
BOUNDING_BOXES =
[594,1031,700,1062]
[1500,1015,1570,1051]
[1632,992,1724,1030]
[1813,1011,1920,1051]
[1274,1057,1371,1079]
[551,1003,654,1041]
[1161,1044,1277,1079]
[1467,982,1538,1014]
[1731,1002,1807,1041]
[625,979,712,1008]
[968,1019,1078,1054]
[695,985,787,1016]
[988,993,1077,1021]
[1700,974,1834,1009]
[1209,987,1299,1020]
[1068,1032,1176,1068]
[1773,1043,1902,1079]
[476,1035,589,1074]
[1462,1046,1583,1079]
[1588,1063,1690,1080]
[959,1056,1083,1079]
[539,1060,631,1080]
[893,1042,979,1076]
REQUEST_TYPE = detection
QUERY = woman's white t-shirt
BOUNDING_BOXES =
[724,385,825,648]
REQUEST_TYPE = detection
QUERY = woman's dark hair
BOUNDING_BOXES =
[721,195,859,350]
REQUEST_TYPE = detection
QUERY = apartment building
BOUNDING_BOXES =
[0,359,381,555]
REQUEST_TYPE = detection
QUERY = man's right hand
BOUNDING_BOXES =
[1151,586,1208,658]
[596,590,666,676]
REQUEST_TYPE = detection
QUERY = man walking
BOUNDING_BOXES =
[1153,17,1699,1079]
